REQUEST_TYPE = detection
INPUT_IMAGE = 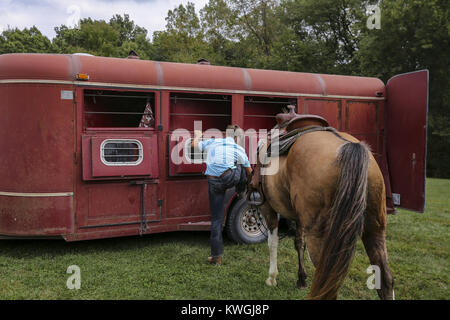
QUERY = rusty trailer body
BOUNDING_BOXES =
[0,53,428,241]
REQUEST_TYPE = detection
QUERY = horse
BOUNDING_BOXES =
[248,107,394,300]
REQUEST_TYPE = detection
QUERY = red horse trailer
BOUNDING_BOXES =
[0,53,428,242]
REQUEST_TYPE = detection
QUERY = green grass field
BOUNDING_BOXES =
[0,178,448,300]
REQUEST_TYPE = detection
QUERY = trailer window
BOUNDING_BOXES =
[100,139,143,166]
[243,96,297,130]
[84,90,155,128]
[169,93,232,131]
[184,138,205,164]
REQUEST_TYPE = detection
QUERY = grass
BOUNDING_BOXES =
[0,178,448,300]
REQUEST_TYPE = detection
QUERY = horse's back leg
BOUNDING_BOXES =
[261,204,279,286]
[362,174,395,300]
[294,221,307,288]
[303,208,328,269]
[306,231,341,299]
[305,233,322,268]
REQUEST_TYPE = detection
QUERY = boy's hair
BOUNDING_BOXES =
[226,124,241,131]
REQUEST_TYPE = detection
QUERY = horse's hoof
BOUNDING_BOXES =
[266,277,277,286]
[296,280,307,289]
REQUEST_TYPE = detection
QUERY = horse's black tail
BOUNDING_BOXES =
[309,141,370,300]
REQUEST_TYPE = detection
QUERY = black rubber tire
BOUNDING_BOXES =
[225,198,268,244]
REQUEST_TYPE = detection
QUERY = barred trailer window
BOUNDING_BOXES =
[184,138,205,164]
[100,139,143,166]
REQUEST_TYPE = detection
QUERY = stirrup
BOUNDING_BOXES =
[247,190,264,206]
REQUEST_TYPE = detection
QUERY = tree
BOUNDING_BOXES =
[53,14,153,59]
[199,0,286,68]
[53,18,121,56]
[152,2,210,63]
[108,14,155,60]
[228,0,280,57]
[356,0,450,177]
[109,14,147,45]
[275,0,368,74]
[0,26,53,54]
[199,0,244,66]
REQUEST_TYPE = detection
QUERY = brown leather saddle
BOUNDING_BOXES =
[247,105,330,206]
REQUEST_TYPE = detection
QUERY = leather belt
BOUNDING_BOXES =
[207,168,232,180]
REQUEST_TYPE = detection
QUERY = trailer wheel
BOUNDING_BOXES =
[226,198,268,244]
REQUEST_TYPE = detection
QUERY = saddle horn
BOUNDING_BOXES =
[276,105,297,127]
[275,105,329,130]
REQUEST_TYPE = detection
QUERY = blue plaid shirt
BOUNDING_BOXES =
[198,137,251,177]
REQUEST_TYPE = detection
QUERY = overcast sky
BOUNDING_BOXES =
[0,0,209,39]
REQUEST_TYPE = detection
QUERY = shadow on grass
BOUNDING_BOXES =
[0,218,294,260]
[0,231,214,259]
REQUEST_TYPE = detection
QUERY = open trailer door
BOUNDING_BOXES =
[386,70,428,213]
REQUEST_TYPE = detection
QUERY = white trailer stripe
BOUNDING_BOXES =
[0,191,73,197]
[0,79,386,101]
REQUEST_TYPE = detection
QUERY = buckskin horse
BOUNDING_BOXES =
[248,105,394,300]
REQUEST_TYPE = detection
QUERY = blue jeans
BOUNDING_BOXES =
[207,165,248,258]
[208,179,225,258]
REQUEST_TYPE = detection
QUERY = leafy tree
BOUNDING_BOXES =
[228,0,280,57]
[200,0,284,68]
[275,0,368,74]
[198,0,250,66]
[152,2,210,63]
[108,14,155,60]
[0,26,53,54]
[109,14,148,45]
[53,14,153,59]
[356,0,450,177]
[53,18,120,56]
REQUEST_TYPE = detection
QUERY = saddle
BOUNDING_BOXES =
[276,105,329,133]
[247,105,329,206]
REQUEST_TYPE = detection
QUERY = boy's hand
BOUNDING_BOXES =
[192,130,203,149]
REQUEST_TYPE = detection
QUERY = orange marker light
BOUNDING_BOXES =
[76,73,90,81]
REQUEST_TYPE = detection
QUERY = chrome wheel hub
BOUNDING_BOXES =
[240,207,266,237]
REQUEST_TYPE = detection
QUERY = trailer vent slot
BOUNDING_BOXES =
[100,140,143,166]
